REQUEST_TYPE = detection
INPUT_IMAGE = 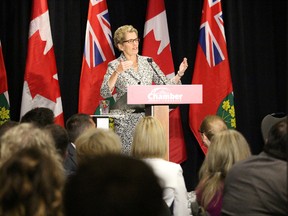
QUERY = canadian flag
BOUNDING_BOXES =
[20,0,64,126]
[142,0,187,163]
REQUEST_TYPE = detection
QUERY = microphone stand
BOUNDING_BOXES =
[147,58,166,85]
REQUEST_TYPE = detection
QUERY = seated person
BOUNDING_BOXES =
[20,107,54,127]
[45,123,70,160]
[0,123,63,170]
[194,129,251,216]
[221,117,287,216]
[199,115,228,147]
[0,146,65,216]
[75,127,122,164]
[132,116,190,216]
[64,113,95,176]
[63,154,171,216]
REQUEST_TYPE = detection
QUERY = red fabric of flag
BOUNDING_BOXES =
[78,0,115,114]
[0,41,8,96]
[142,0,187,163]
[189,0,236,154]
[0,40,10,125]
[20,0,64,126]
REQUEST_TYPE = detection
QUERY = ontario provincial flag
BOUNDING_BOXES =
[142,0,187,163]
[189,0,236,154]
[78,0,115,114]
[20,0,64,126]
[0,40,10,125]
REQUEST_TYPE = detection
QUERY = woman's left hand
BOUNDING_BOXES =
[178,57,188,75]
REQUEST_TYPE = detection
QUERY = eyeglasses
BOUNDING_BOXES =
[122,38,140,44]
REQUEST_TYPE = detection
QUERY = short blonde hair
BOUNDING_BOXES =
[75,128,122,164]
[197,129,251,209]
[113,25,138,48]
[132,116,167,159]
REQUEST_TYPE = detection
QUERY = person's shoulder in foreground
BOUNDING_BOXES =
[221,117,287,216]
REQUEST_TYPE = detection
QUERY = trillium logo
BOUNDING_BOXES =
[147,87,183,103]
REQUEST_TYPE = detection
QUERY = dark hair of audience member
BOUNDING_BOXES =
[65,113,95,143]
[63,155,167,216]
[20,107,54,127]
[263,119,287,160]
[0,147,65,216]
[45,124,69,159]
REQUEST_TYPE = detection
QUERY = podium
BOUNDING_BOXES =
[127,85,202,160]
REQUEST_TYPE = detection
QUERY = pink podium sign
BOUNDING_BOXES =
[127,85,202,105]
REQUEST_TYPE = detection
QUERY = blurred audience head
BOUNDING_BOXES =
[263,118,287,160]
[0,123,62,169]
[75,128,122,164]
[63,154,165,216]
[20,107,54,128]
[261,112,286,143]
[199,115,228,147]
[0,120,19,139]
[132,116,167,159]
[45,124,69,159]
[65,113,95,143]
[0,146,65,216]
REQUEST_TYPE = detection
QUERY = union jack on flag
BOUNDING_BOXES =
[79,0,115,114]
[199,0,226,67]
[83,8,114,68]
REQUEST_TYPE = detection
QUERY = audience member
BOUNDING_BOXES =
[199,115,228,147]
[261,112,286,142]
[0,146,65,216]
[45,124,69,160]
[20,107,54,127]
[221,118,287,215]
[64,113,95,176]
[63,154,171,216]
[75,127,122,165]
[193,129,251,216]
[0,123,63,170]
[0,120,19,139]
[132,116,189,216]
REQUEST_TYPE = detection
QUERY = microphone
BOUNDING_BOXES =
[147,58,166,85]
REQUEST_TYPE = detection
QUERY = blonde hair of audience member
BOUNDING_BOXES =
[75,128,122,164]
[0,147,65,216]
[132,116,167,159]
[196,129,251,210]
[199,115,228,147]
[0,123,63,171]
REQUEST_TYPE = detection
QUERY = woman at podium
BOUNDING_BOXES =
[100,25,188,155]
